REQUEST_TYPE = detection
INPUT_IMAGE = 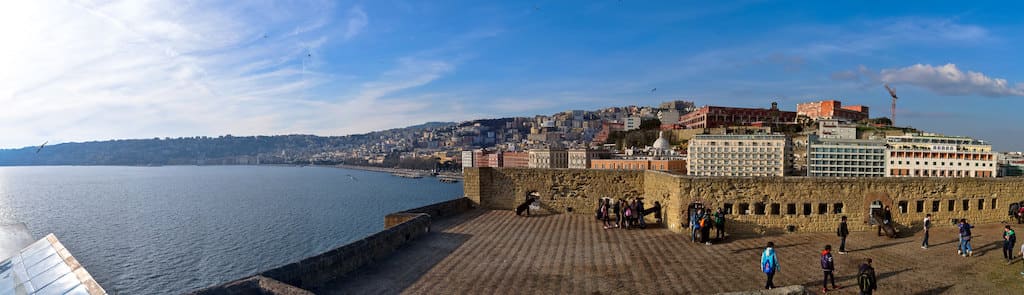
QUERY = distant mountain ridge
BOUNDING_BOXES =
[0,121,459,166]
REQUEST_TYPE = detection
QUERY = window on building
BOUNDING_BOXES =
[833,203,844,214]
[786,203,797,215]
[818,203,828,215]
[754,203,765,215]
[770,203,781,215]
[932,200,940,212]
[723,203,733,215]
[978,199,985,210]
[992,198,998,210]
[963,199,970,211]
[898,201,908,214]
[916,200,924,213]
[803,203,812,216]
[948,200,955,212]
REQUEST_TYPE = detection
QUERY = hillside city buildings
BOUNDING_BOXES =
[338,97,1013,179]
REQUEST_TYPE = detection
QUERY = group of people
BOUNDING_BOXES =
[595,197,661,230]
[689,207,725,245]
[760,242,878,294]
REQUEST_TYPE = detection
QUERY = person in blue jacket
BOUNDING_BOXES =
[761,241,779,290]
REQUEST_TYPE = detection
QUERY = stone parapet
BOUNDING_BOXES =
[464,167,1024,235]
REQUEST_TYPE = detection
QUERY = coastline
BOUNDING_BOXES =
[333,164,464,180]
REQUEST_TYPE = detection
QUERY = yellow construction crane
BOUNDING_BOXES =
[884,84,898,126]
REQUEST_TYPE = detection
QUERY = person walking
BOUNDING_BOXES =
[959,219,975,257]
[690,208,701,243]
[837,216,850,254]
[820,245,841,293]
[634,196,643,229]
[617,198,627,228]
[761,241,779,290]
[1004,225,1016,263]
[700,213,712,245]
[714,207,726,240]
[612,199,622,228]
[877,206,893,237]
[601,199,615,230]
[857,258,877,295]
[922,214,932,249]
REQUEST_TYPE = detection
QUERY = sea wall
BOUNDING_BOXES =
[190,197,474,293]
[257,214,430,290]
[189,276,313,295]
[464,168,1024,235]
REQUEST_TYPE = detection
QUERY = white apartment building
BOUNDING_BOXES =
[567,149,610,169]
[807,138,886,177]
[817,119,857,140]
[461,150,474,168]
[624,116,642,131]
[687,134,792,177]
[528,148,569,168]
[885,133,996,178]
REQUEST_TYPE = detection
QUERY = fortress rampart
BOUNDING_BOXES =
[463,168,1024,234]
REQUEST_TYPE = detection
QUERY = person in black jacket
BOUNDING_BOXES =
[837,216,850,254]
[857,258,877,295]
[820,245,840,293]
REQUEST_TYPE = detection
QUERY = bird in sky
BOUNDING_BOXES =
[650,88,657,93]
[36,141,47,153]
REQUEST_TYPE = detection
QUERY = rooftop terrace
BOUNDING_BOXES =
[322,209,1019,294]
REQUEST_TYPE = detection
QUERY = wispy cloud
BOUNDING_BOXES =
[344,5,368,40]
[0,1,334,147]
[881,63,1024,97]
[831,63,1024,97]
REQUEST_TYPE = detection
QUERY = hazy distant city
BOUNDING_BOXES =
[2,98,1021,178]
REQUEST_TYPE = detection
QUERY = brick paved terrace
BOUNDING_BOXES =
[323,210,1022,294]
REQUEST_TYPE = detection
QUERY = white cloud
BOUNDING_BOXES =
[0,1,457,149]
[344,6,368,40]
[880,64,1024,97]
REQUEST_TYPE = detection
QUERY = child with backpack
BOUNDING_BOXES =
[761,241,779,290]
[857,258,877,295]
[821,245,840,293]
[959,219,975,257]
[1004,225,1016,263]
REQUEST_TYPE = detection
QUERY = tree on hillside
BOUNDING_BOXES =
[861,117,892,126]
[640,118,662,130]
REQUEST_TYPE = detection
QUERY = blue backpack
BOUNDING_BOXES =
[762,260,774,273]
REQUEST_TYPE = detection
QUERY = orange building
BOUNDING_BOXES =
[590,159,686,173]
[796,100,869,122]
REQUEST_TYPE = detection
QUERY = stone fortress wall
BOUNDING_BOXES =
[464,168,1024,235]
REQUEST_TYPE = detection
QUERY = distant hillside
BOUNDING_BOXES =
[0,135,348,166]
[0,122,457,166]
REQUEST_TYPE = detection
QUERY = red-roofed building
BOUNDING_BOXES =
[796,100,869,122]
[678,103,796,129]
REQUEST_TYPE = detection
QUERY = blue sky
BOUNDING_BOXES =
[2,1,1023,150]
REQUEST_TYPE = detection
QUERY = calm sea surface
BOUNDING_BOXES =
[0,166,463,294]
